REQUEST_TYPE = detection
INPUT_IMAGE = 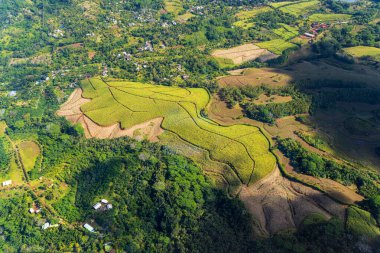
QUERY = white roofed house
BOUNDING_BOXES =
[2,180,12,187]
[101,199,108,204]
[93,203,102,210]
[84,223,95,232]
[42,222,50,230]
[106,204,113,210]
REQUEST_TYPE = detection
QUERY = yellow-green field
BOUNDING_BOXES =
[256,39,298,55]
[0,121,6,136]
[81,78,276,186]
[308,13,352,22]
[273,24,299,40]
[165,0,183,15]
[273,0,320,16]
[18,141,40,172]
[234,6,271,28]
[344,46,380,61]
[346,206,380,238]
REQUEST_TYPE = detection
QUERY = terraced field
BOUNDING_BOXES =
[308,13,352,22]
[273,24,299,40]
[344,46,380,61]
[80,78,276,188]
[256,39,298,55]
[275,0,320,16]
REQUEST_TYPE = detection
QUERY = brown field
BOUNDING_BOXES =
[240,166,347,236]
[219,67,292,88]
[218,59,380,88]
[57,88,164,141]
[253,94,293,105]
[212,44,278,65]
[9,53,52,66]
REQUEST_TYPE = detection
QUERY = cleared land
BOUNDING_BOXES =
[18,141,40,172]
[308,13,352,22]
[256,39,298,55]
[212,44,278,65]
[240,167,346,236]
[344,46,380,61]
[70,77,276,186]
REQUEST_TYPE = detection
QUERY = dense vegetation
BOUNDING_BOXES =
[0,0,380,252]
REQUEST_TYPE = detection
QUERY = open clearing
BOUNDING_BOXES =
[308,13,352,22]
[164,0,183,15]
[212,44,278,65]
[18,141,40,172]
[240,166,347,236]
[256,39,298,55]
[71,77,276,186]
[0,121,6,136]
[273,0,320,16]
[344,46,380,61]
[234,6,271,29]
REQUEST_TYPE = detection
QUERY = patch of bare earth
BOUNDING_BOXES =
[57,88,164,142]
[240,167,347,237]
[212,44,278,65]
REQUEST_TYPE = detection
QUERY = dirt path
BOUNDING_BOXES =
[240,166,347,237]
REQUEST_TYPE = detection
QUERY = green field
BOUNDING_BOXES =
[234,6,271,29]
[80,78,276,186]
[18,141,40,172]
[346,206,380,238]
[273,0,320,16]
[344,46,380,61]
[256,39,298,54]
[308,13,352,22]
[273,24,299,40]
[165,0,183,15]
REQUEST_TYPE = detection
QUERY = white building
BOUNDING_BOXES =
[84,223,95,232]
[101,199,108,204]
[42,222,50,230]
[93,203,102,210]
[2,180,12,187]
[29,208,35,214]
[106,204,113,210]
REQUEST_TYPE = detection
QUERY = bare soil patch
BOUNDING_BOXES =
[212,44,278,65]
[240,167,347,237]
[57,89,164,141]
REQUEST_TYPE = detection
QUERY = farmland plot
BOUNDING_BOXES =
[256,39,298,55]
[212,44,278,65]
[78,78,276,186]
